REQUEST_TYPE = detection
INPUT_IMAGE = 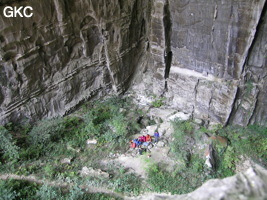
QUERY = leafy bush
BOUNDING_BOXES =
[28,118,66,145]
[151,96,166,108]
[82,97,137,150]
[0,180,39,200]
[67,184,84,200]
[0,180,19,200]
[36,184,61,200]
[110,172,141,195]
[146,162,209,195]
[210,124,267,177]
[170,120,194,163]
[0,126,20,162]
[85,193,123,200]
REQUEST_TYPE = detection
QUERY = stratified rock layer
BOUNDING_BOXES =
[134,0,266,126]
[0,0,266,126]
[0,0,151,123]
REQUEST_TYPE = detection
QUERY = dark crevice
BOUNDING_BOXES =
[164,51,172,92]
[163,0,172,92]
[240,0,267,77]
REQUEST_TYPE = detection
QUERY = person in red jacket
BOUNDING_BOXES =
[146,134,152,142]
[139,135,146,142]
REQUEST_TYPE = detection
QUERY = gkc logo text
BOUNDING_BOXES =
[3,6,33,18]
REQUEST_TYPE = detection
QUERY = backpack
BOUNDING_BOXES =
[131,142,136,148]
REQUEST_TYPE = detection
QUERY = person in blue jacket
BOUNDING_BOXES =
[154,131,160,143]
[133,138,142,147]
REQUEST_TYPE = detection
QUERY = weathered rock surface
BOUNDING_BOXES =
[0,0,266,126]
[60,158,71,165]
[0,0,151,124]
[80,166,109,178]
[133,0,267,126]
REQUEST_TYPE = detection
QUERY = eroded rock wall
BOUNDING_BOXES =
[229,3,267,126]
[135,0,266,126]
[0,0,266,126]
[0,0,151,124]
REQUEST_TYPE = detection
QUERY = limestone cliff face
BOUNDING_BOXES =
[0,0,266,126]
[0,0,151,123]
[135,0,267,126]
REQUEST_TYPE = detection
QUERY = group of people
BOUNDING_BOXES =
[130,132,160,149]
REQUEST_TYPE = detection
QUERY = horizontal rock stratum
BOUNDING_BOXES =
[0,0,266,126]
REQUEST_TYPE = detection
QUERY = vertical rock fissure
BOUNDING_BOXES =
[103,35,118,93]
[247,93,259,125]
[163,0,172,92]
[193,79,200,119]
[225,87,239,126]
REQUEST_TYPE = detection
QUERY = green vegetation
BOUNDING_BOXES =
[0,96,143,198]
[146,160,211,194]
[0,180,122,200]
[245,80,254,95]
[170,120,194,165]
[146,120,212,194]
[151,95,166,108]
[0,96,266,198]
[28,118,66,145]
[111,171,141,195]
[215,125,267,176]
[0,126,20,162]
[146,120,267,194]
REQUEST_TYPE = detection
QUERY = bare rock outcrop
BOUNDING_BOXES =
[133,0,267,126]
[0,0,266,126]
[0,0,151,124]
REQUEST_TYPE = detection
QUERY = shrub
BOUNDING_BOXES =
[209,124,267,177]
[170,120,194,163]
[28,118,66,145]
[36,184,61,200]
[0,126,20,162]
[67,184,84,200]
[146,163,207,194]
[82,97,135,151]
[0,180,39,200]
[151,96,166,108]
[0,180,19,200]
[109,172,141,195]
